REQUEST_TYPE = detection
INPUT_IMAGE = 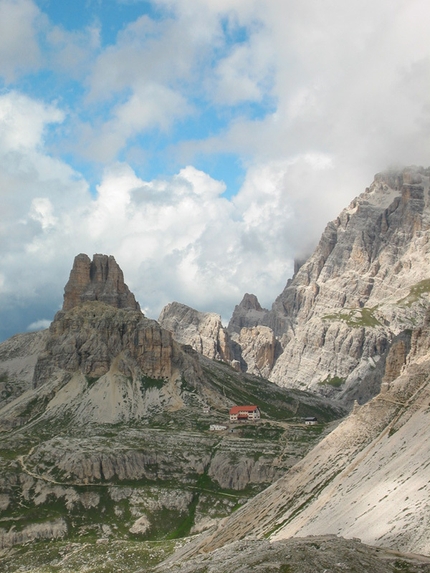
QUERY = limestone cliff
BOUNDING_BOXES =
[226,166,430,406]
[158,302,233,363]
[158,300,282,377]
[227,294,270,334]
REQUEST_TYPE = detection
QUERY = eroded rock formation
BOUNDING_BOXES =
[63,253,140,312]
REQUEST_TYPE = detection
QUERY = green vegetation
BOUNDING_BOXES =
[318,375,345,388]
[201,361,342,423]
[322,307,381,328]
[0,349,345,573]
[394,559,414,573]
[397,278,430,307]
[140,375,165,390]
[0,538,180,573]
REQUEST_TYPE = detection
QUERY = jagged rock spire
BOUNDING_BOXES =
[62,253,140,312]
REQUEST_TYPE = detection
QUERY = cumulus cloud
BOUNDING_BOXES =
[46,24,101,79]
[1,0,430,342]
[0,91,295,339]
[27,319,51,332]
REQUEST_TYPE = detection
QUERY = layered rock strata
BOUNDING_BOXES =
[158,301,280,376]
[232,167,430,405]
[158,302,233,363]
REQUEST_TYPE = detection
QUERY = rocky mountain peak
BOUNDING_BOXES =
[158,301,233,363]
[238,293,263,311]
[227,293,269,334]
[62,253,140,312]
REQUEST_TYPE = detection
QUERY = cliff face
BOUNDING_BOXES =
[158,299,280,377]
[0,255,208,428]
[25,302,204,425]
[207,166,427,406]
[158,302,233,363]
[264,167,430,404]
[158,167,430,407]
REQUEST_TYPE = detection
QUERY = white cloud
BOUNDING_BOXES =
[0,0,41,81]
[0,91,63,151]
[46,24,101,78]
[27,318,51,332]
[1,0,430,341]
[29,198,57,230]
[80,82,192,162]
[0,92,297,338]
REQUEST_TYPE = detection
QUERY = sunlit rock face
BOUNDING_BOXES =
[265,167,430,402]
[63,253,140,312]
[220,167,430,407]
[158,302,233,363]
[0,254,205,426]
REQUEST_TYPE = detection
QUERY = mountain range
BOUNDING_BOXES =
[1,166,430,572]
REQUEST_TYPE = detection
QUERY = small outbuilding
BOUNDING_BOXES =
[229,405,261,422]
[209,424,227,431]
[304,416,318,425]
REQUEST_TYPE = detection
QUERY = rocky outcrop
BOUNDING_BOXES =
[0,518,67,549]
[63,253,140,312]
[159,301,282,378]
[36,303,180,384]
[164,536,430,573]
[158,302,233,363]
[23,429,290,491]
[26,301,209,424]
[227,294,270,334]
[0,330,48,406]
[231,326,279,378]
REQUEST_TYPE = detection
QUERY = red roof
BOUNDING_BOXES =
[229,405,258,414]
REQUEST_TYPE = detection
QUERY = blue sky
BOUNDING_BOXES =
[0,0,429,341]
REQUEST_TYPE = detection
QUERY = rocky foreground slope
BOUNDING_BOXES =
[167,308,430,564]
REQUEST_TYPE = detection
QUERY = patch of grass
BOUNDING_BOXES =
[0,538,179,573]
[140,376,165,390]
[201,362,342,423]
[394,559,414,573]
[397,278,430,307]
[318,375,345,388]
[322,307,381,328]
[85,376,100,386]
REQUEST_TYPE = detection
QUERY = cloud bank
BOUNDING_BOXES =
[0,0,429,340]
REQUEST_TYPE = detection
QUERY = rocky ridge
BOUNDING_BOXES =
[264,167,430,404]
[158,302,233,364]
[160,536,430,573]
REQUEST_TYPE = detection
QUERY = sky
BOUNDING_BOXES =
[0,0,429,341]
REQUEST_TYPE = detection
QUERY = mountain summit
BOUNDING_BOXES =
[63,253,140,312]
